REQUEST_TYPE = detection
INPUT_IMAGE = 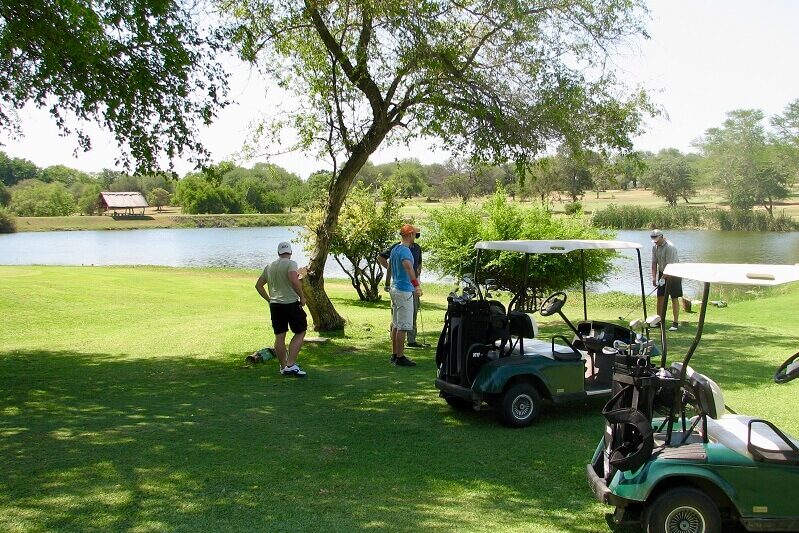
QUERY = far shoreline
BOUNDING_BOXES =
[12,212,305,232]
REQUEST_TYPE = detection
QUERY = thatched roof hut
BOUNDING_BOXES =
[99,192,148,216]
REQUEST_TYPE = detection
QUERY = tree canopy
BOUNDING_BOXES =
[221,0,654,330]
[0,0,228,173]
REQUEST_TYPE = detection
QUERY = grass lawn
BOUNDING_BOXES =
[2,267,798,532]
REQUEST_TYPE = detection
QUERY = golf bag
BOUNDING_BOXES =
[601,350,658,478]
[436,295,508,387]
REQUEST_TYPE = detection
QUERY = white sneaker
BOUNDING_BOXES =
[669,323,679,331]
[282,364,307,377]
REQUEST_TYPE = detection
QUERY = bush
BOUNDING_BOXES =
[9,180,76,216]
[76,184,103,215]
[592,204,798,231]
[0,183,10,206]
[0,206,16,233]
[709,209,798,232]
[591,204,704,230]
[425,188,615,293]
[564,201,582,215]
[175,176,244,214]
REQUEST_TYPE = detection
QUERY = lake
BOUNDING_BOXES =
[2,227,799,295]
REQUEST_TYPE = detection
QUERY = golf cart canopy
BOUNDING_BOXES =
[664,263,799,286]
[474,240,642,254]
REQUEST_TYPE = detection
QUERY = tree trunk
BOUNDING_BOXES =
[302,123,391,331]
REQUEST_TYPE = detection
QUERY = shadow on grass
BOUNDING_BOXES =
[1,348,612,533]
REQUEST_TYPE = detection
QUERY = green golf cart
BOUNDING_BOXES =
[435,239,660,428]
[587,262,799,533]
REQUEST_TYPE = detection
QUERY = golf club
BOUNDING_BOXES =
[418,302,431,347]
[618,279,664,321]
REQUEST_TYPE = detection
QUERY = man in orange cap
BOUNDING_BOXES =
[386,223,423,366]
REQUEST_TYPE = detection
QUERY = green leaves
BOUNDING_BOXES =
[426,188,614,293]
[0,0,229,174]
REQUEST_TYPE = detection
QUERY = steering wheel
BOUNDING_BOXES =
[540,291,567,317]
[774,352,799,384]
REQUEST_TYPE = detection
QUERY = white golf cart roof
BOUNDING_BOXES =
[474,239,642,254]
[664,263,799,286]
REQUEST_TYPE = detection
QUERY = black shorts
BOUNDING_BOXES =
[269,302,307,335]
[657,275,684,298]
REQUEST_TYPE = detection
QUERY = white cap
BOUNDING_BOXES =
[277,242,292,255]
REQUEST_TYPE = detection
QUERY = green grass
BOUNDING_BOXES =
[2,267,798,532]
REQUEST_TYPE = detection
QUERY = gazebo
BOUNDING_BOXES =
[99,192,149,217]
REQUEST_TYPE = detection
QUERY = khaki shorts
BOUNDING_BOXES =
[391,289,414,331]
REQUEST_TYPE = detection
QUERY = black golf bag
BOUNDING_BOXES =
[601,350,659,479]
[436,295,508,388]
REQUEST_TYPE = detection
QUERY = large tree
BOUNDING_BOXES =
[222,0,652,330]
[0,0,228,173]
[699,109,792,214]
[645,148,696,206]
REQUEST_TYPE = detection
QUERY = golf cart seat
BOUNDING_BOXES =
[676,365,799,465]
[508,311,539,338]
[705,415,799,466]
[499,337,585,362]
[672,363,726,419]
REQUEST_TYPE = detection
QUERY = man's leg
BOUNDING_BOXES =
[656,295,666,319]
[274,332,288,368]
[286,330,306,367]
[407,293,420,345]
[394,328,407,359]
[671,297,680,325]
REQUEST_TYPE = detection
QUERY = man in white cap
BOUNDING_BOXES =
[255,241,308,377]
[650,229,682,331]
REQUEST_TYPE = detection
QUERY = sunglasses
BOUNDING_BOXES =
[415,232,420,238]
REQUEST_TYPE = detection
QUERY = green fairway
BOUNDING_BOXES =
[1,267,798,532]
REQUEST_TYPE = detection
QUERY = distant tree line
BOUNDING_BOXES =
[2,99,797,219]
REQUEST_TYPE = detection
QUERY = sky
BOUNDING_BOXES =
[2,0,799,179]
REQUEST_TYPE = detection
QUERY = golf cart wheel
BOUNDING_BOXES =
[645,487,721,533]
[499,383,541,428]
[443,394,473,411]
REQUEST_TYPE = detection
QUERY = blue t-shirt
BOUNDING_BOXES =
[389,244,415,292]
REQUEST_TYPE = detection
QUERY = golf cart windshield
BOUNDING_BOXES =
[472,239,647,320]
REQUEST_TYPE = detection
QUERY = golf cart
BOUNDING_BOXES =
[435,239,661,428]
[587,263,799,533]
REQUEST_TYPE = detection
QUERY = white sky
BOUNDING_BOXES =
[2,0,799,179]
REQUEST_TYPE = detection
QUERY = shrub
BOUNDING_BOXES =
[425,188,615,293]
[591,204,704,229]
[0,183,10,206]
[592,203,798,231]
[76,184,103,215]
[564,201,582,215]
[9,180,76,216]
[0,206,16,233]
[709,209,797,232]
[175,176,244,214]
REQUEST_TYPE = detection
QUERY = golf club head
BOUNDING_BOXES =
[613,340,630,351]
[658,278,666,286]
[646,315,662,327]
[629,318,643,329]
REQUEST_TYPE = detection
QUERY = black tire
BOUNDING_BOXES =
[499,382,541,428]
[444,395,473,411]
[645,487,721,533]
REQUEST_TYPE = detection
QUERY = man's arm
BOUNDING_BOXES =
[377,254,391,288]
[289,270,306,306]
[255,273,271,302]
[402,258,422,296]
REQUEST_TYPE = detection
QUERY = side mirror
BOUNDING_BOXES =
[646,315,662,327]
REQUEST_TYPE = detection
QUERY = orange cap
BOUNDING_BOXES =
[400,223,418,236]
